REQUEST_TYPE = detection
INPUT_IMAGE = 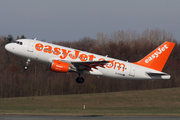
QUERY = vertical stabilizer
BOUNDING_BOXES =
[134,41,175,71]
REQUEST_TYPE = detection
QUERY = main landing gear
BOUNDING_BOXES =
[76,73,84,83]
[24,59,30,70]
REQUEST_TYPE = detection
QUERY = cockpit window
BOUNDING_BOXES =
[14,41,23,45]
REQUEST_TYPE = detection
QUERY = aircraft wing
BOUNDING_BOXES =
[48,57,109,71]
[71,60,109,71]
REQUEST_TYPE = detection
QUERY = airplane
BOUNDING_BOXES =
[5,38,175,83]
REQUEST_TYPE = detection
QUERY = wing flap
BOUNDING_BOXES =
[71,60,109,71]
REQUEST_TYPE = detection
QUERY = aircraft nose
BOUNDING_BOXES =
[5,44,9,51]
[5,44,12,52]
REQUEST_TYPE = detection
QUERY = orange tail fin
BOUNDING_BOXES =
[134,41,175,71]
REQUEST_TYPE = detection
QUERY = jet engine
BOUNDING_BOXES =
[49,60,76,72]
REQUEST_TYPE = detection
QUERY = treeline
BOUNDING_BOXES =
[0,29,180,98]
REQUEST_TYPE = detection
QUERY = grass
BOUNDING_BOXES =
[0,87,180,116]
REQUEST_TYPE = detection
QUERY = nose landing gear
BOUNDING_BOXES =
[24,59,30,70]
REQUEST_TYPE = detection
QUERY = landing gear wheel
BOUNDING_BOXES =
[24,66,28,70]
[76,77,84,83]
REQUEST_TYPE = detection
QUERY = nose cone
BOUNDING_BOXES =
[5,44,11,51]
[5,43,14,54]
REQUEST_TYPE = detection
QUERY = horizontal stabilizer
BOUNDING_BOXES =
[146,72,171,79]
[146,72,167,76]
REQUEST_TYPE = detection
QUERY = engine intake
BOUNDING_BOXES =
[49,60,76,72]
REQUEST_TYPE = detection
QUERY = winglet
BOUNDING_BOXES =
[134,41,175,71]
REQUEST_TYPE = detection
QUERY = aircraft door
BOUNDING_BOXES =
[129,65,135,77]
[27,41,35,52]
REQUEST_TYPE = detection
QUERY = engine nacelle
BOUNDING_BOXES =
[49,60,76,73]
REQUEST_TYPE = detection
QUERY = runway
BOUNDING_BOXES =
[0,115,180,120]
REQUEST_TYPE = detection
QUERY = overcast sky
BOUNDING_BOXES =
[0,0,180,42]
